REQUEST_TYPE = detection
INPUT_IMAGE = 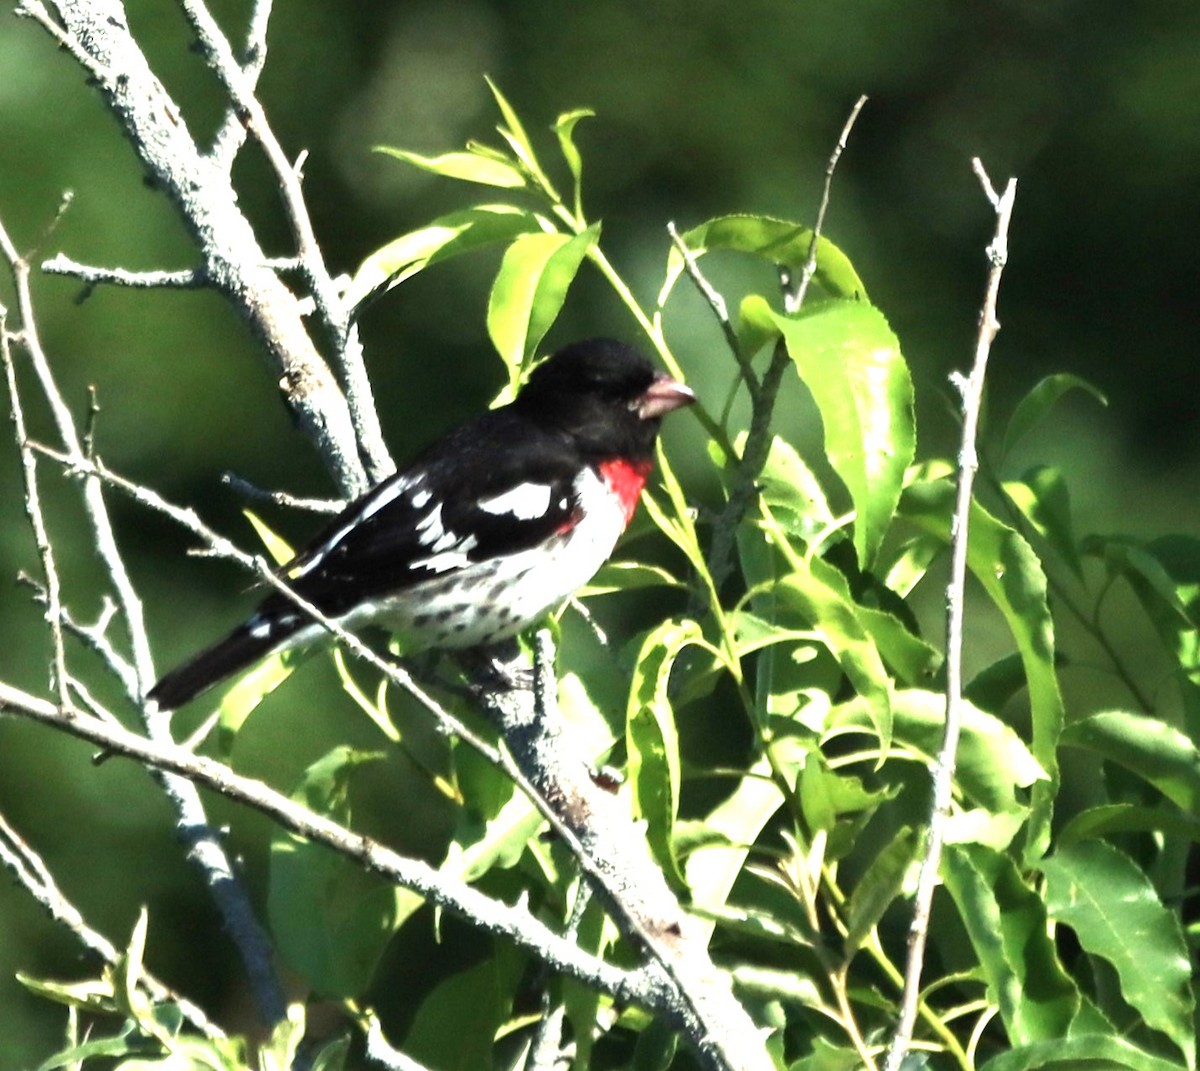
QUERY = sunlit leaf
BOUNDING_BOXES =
[487,224,599,383]
[375,145,526,188]
[826,689,1045,819]
[943,844,1078,1044]
[775,553,893,753]
[657,214,867,310]
[843,826,917,957]
[553,107,594,220]
[1061,709,1200,813]
[1003,465,1084,580]
[343,205,541,310]
[627,619,700,883]
[770,302,916,568]
[1040,840,1196,1069]
[980,1034,1186,1071]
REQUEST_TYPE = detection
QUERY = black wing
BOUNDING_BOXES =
[270,410,584,617]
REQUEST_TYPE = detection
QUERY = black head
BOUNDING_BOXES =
[514,339,694,461]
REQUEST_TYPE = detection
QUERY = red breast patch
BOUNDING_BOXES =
[599,458,653,526]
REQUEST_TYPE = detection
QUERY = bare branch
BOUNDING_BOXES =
[31,0,368,494]
[666,221,756,397]
[468,633,774,1071]
[221,471,347,514]
[0,210,289,1028]
[2,319,70,711]
[883,159,1017,1071]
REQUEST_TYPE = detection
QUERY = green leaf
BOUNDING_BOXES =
[215,650,302,755]
[753,433,835,540]
[1000,373,1107,463]
[1060,710,1200,813]
[1003,465,1084,580]
[269,747,400,998]
[487,224,599,383]
[826,689,1045,819]
[657,214,867,310]
[485,77,554,193]
[375,145,526,188]
[405,959,512,1071]
[683,756,786,942]
[843,826,917,957]
[980,1034,1187,1071]
[770,302,916,568]
[626,620,699,884]
[343,205,541,309]
[775,554,893,754]
[1084,534,1200,739]
[857,604,941,685]
[900,477,1064,859]
[1058,802,1200,847]
[581,559,681,596]
[943,844,1078,1044]
[737,293,782,358]
[1040,840,1196,1069]
[553,107,594,220]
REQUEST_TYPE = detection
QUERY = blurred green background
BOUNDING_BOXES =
[2,1,1198,1066]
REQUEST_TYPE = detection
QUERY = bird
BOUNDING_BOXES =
[147,339,696,710]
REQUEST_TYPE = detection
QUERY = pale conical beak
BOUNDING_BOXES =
[636,374,696,420]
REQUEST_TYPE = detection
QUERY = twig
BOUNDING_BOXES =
[784,94,868,314]
[221,471,346,514]
[363,1013,436,1071]
[705,96,869,595]
[2,319,70,711]
[41,255,206,292]
[665,221,755,397]
[0,679,658,1011]
[209,0,274,170]
[0,809,224,1040]
[883,159,1017,1071]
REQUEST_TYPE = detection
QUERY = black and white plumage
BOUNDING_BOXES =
[147,339,695,710]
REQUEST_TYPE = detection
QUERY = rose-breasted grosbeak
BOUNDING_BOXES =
[147,339,695,710]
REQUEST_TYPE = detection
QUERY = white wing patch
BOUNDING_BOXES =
[477,482,554,520]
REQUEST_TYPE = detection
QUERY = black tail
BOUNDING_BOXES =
[147,612,302,710]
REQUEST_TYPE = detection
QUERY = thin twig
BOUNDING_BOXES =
[665,221,756,398]
[2,322,70,711]
[0,809,224,1039]
[221,471,346,514]
[883,159,1017,1071]
[209,0,274,170]
[785,94,868,314]
[41,255,206,292]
